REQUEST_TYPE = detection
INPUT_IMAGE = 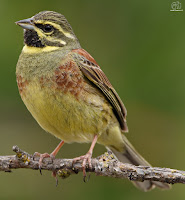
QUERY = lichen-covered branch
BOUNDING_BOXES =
[0,145,184,185]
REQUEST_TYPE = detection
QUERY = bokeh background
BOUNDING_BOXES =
[0,0,185,199]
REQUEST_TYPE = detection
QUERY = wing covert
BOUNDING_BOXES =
[72,49,128,132]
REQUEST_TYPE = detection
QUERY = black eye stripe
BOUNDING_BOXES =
[35,23,54,33]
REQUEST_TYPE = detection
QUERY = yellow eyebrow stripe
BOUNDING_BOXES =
[34,20,75,39]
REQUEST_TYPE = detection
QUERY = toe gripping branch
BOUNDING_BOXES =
[12,136,99,184]
[11,145,117,182]
[6,145,181,186]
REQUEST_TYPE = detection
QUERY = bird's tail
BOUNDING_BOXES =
[106,134,171,191]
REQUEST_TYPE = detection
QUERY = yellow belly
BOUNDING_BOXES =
[21,80,112,143]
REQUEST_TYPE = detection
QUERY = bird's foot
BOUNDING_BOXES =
[33,152,58,185]
[33,152,55,175]
[73,151,92,182]
[32,141,64,186]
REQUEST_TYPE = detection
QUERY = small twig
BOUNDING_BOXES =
[0,145,184,185]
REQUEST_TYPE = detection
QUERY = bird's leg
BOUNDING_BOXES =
[50,140,65,157]
[73,135,98,181]
[33,140,64,177]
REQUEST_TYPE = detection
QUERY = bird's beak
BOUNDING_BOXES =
[15,18,35,30]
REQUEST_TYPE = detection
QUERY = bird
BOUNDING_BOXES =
[15,11,170,191]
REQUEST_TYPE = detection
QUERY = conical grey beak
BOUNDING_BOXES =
[15,17,34,30]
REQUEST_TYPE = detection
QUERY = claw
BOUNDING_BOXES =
[39,166,42,175]
[33,152,51,175]
[52,171,58,187]
[83,173,91,183]
[56,177,58,187]
[73,151,93,181]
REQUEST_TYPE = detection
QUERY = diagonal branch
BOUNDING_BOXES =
[0,145,184,185]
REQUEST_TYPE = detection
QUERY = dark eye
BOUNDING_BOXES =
[43,24,53,32]
[35,23,54,33]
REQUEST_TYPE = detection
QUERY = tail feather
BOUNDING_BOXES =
[107,134,171,191]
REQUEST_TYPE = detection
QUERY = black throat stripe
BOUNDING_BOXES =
[24,29,45,48]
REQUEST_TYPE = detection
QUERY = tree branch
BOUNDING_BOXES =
[0,145,184,185]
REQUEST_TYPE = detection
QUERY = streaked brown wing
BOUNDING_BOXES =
[72,49,128,132]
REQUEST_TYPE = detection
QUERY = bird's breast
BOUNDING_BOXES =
[16,62,113,143]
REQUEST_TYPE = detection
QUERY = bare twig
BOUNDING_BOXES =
[0,145,184,185]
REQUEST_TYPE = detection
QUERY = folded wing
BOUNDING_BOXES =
[72,49,128,132]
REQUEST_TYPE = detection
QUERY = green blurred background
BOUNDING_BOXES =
[0,0,185,199]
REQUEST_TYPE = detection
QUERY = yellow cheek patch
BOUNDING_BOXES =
[22,45,60,54]
[46,36,66,46]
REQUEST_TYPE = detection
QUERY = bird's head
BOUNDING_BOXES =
[16,11,80,50]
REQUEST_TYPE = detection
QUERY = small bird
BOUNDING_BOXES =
[16,11,170,191]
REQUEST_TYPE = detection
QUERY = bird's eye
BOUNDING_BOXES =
[35,23,54,33]
[43,24,53,32]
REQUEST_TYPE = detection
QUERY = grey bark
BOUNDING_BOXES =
[0,145,184,185]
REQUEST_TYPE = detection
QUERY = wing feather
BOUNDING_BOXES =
[72,49,128,132]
